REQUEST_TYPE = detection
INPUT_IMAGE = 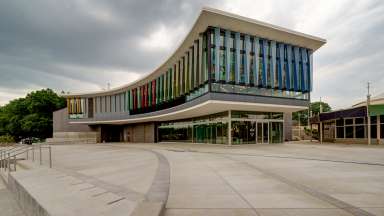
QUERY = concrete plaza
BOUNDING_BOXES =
[4,142,384,216]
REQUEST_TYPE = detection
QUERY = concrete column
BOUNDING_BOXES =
[320,122,323,144]
[283,112,292,141]
[377,115,380,144]
[334,119,337,141]
[191,124,194,144]
[228,110,232,146]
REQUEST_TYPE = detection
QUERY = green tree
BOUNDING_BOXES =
[310,101,331,115]
[0,89,65,141]
[293,101,332,125]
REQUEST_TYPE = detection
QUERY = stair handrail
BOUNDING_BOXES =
[0,144,52,173]
[0,144,24,154]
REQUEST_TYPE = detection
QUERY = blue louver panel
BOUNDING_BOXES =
[253,37,260,86]
[235,32,240,84]
[244,35,250,85]
[277,43,283,89]
[225,30,231,82]
[302,48,308,92]
[309,50,313,91]
[215,27,220,81]
[293,46,300,91]
[271,41,276,89]
[285,45,291,90]
[262,40,267,87]
[299,48,305,92]
[287,45,297,89]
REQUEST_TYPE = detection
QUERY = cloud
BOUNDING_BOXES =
[0,0,383,110]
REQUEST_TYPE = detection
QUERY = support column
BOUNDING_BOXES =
[283,112,292,141]
[228,110,232,146]
[377,115,380,144]
[320,122,323,144]
[334,119,337,141]
[191,124,194,144]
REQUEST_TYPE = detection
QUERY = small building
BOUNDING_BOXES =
[310,94,384,144]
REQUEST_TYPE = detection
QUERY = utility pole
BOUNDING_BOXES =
[367,82,371,145]
[319,97,323,144]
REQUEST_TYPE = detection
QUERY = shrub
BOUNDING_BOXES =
[0,134,15,144]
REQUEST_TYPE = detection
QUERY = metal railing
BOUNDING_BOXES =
[0,144,52,174]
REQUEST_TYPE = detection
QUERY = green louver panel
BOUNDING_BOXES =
[186,52,190,93]
[170,71,172,101]
[125,90,131,111]
[369,105,384,116]
[137,87,141,109]
[164,72,168,101]
[161,75,164,102]
[155,78,158,104]
[148,82,152,107]
[129,90,133,110]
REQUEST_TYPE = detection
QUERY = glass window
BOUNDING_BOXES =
[230,51,235,82]
[250,57,254,85]
[336,127,344,138]
[211,46,215,80]
[219,49,226,81]
[355,117,364,125]
[240,37,245,50]
[371,125,377,138]
[370,116,377,124]
[336,119,344,126]
[345,119,353,125]
[240,54,245,83]
[345,126,353,138]
[229,36,234,49]
[258,56,263,86]
[220,34,224,47]
[267,56,271,86]
[355,125,365,138]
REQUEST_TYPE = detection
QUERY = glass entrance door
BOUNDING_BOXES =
[256,122,269,144]
[263,122,269,143]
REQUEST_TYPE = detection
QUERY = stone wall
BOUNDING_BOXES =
[123,123,155,143]
[50,108,98,143]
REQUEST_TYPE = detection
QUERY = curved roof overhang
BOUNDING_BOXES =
[65,7,326,98]
[69,100,306,125]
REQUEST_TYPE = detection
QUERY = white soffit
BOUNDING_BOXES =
[70,100,307,125]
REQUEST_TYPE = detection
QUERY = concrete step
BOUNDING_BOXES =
[8,167,140,216]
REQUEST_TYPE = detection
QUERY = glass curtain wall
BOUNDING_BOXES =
[158,111,284,144]
[158,111,229,144]
[91,26,312,118]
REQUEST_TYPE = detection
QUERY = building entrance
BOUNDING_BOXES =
[232,121,275,144]
[157,111,284,144]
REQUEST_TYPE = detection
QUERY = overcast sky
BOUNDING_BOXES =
[0,0,383,109]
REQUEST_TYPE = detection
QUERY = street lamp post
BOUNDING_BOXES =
[367,82,371,145]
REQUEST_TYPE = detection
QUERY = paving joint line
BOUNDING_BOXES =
[184,149,384,166]
[194,154,260,216]
[80,186,96,191]
[219,154,376,216]
[92,191,109,197]
[107,197,126,205]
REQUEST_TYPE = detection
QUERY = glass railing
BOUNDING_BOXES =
[211,82,309,100]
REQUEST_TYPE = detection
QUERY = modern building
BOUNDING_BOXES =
[51,8,326,145]
[311,93,384,144]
